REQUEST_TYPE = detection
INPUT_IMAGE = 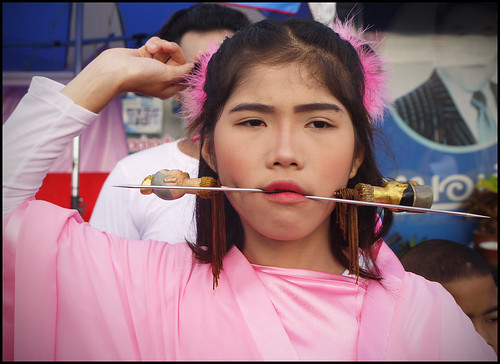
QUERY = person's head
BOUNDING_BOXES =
[185,17,393,286]
[157,3,251,62]
[432,3,497,91]
[401,239,498,354]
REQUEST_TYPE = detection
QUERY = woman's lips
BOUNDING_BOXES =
[262,181,308,203]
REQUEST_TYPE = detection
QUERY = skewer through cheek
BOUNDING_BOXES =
[140,169,433,211]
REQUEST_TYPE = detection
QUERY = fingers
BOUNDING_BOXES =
[144,37,186,65]
[170,62,196,77]
[145,61,194,99]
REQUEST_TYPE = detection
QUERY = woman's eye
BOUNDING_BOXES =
[486,316,498,324]
[239,119,266,127]
[306,120,332,129]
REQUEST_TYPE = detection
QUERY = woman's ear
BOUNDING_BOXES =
[201,138,218,173]
[349,149,364,179]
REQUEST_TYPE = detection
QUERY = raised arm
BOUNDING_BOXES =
[61,37,193,113]
[2,38,194,216]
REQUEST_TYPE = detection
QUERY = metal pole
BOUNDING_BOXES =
[71,3,84,214]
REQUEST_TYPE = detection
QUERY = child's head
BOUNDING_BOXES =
[184,17,393,284]
[158,3,251,62]
[401,239,498,354]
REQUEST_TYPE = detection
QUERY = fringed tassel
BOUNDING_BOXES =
[336,193,349,241]
[348,204,359,282]
[335,188,360,282]
[210,190,226,289]
[197,177,227,288]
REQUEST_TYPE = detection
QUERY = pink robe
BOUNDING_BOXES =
[3,199,496,361]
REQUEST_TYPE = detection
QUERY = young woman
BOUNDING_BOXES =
[3,18,496,361]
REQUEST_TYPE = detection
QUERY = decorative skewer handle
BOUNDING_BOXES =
[354,180,433,211]
[140,169,217,200]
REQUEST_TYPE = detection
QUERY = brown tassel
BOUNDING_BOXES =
[197,177,226,289]
[198,176,218,199]
[335,188,360,281]
[210,189,226,289]
[348,204,359,281]
[336,195,348,241]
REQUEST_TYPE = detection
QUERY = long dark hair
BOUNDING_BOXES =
[187,18,393,285]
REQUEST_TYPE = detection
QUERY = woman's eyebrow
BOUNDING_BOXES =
[229,103,342,114]
[294,103,342,113]
[229,103,275,113]
[484,305,498,315]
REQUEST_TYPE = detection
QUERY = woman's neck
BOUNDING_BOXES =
[177,138,201,159]
[241,219,345,275]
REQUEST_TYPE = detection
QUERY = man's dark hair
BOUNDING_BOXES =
[400,239,492,283]
[158,3,251,43]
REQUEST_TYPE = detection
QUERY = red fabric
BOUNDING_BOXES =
[35,173,109,222]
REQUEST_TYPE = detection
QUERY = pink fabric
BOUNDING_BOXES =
[2,86,128,173]
[253,264,367,360]
[3,199,497,361]
[3,200,262,361]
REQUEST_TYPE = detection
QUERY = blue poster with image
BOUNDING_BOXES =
[371,3,498,248]
[377,111,497,247]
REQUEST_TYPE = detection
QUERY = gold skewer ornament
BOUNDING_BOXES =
[353,180,433,210]
[334,180,432,278]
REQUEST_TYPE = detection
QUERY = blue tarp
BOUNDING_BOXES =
[2,2,311,72]
[3,3,197,71]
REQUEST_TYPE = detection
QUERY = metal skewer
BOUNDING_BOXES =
[113,184,490,219]
[304,195,489,218]
[114,184,263,193]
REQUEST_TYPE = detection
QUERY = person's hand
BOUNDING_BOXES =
[119,37,195,98]
[62,37,195,113]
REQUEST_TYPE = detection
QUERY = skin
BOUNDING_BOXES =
[203,63,363,274]
[180,29,233,63]
[62,37,194,113]
[443,275,498,354]
[177,29,235,159]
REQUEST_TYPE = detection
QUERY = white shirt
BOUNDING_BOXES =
[90,140,199,242]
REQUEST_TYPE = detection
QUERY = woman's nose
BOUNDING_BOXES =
[266,125,304,169]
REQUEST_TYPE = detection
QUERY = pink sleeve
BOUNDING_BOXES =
[2,76,97,216]
[387,272,497,360]
[3,199,191,361]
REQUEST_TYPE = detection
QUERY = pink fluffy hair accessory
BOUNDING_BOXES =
[180,19,390,132]
[180,45,219,137]
[332,17,390,124]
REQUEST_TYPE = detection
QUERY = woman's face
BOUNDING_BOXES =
[204,63,363,243]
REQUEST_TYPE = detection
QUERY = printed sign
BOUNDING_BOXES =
[122,93,163,134]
